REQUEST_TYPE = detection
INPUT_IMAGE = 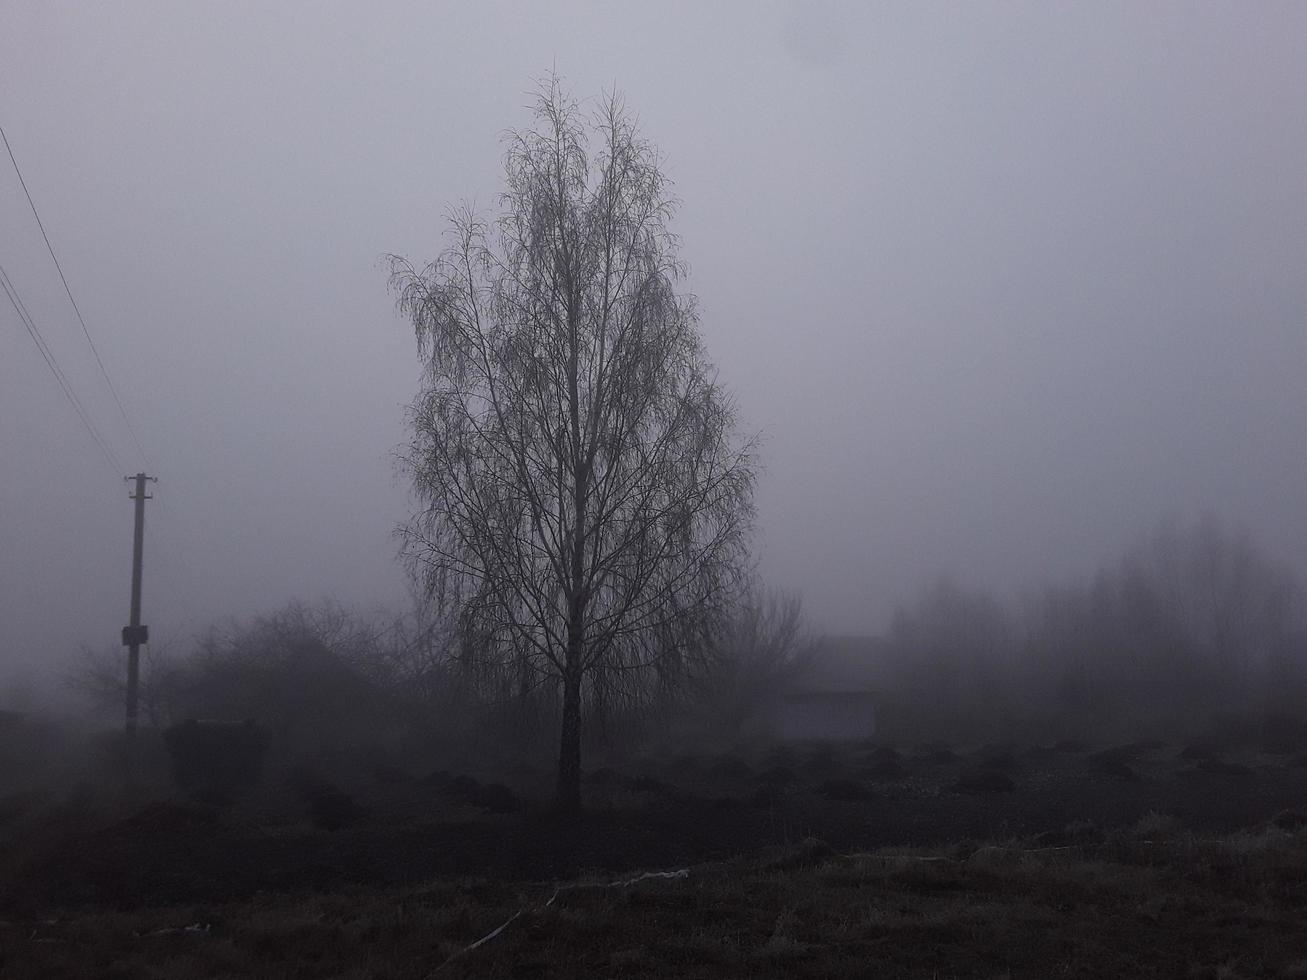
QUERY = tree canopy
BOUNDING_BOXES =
[388,79,755,809]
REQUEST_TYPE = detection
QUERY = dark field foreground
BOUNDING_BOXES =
[4,822,1307,978]
[2,739,1307,977]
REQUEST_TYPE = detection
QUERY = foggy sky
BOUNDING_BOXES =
[3,2,1305,703]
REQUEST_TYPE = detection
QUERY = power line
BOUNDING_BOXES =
[1,122,150,468]
[0,260,125,475]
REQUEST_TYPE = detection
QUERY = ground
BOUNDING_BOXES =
[2,737,1306,977]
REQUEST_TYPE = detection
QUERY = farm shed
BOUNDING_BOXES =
[776,690,880,741]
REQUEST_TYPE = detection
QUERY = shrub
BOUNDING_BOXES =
[626,774,671,796]
[299,782,365,830]
[584,767,624,787]
[163,719,268,804]
[917,744,959,764]
[1270,809,1307,831]
[467,782,520,813]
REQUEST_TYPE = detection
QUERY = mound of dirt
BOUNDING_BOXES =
[585,767,624,786]
[709,756,753,779]
[116,800,219,834]
[1269,809,1307,831]
[866,760,907,781]
[756,766,798,785]
[917,745,959,765]
[1195,758,1252,777]
[1053,739,1088,754]
[815,778,875,802]
[1088,757,1139,781]
[951,769,1016,794]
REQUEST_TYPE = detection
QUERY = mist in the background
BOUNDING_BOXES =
[3,2,1304,704]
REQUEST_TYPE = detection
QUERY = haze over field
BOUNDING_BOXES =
[2,2,1305,701]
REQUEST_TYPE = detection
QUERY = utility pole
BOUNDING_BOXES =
[122,472,156,786]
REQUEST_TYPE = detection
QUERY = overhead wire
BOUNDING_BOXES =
[1,121,151,469]
[0,259,125,475]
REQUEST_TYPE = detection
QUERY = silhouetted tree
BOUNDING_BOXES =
[65,641,181,728]
[886,577,1018,739]
[699,588,816,738]
[389,79,755,810]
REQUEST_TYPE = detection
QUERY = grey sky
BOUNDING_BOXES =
[2,2,1305,700]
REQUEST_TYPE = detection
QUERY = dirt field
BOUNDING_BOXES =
[2,737,1306,977]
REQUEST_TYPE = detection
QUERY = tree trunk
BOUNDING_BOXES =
[556,668,583,813]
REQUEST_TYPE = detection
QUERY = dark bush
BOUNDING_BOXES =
[1180,743,1219,761]
[468,782,520,813]
[626,774,672,795]
[163,719,268,804]
[869,745,901,764]
[917,744,958,764]
[584,767,624,786]
[1270,809,1307,831]
[423,772,518,810]
[302,783,365,830]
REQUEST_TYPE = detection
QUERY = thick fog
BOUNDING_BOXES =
[2,3,1305,704]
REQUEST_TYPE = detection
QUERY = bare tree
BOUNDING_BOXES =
[696,588,816,738]
[388,79,756,810]
[65,641,181,728]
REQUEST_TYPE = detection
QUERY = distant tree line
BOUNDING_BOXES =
[65,515,1303,779]
[880,515,1306,745]
[65,588,810,775]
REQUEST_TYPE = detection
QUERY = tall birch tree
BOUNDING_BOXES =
[388,80,755,810]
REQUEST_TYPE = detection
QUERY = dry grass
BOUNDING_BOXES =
[3,824,1306,978]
